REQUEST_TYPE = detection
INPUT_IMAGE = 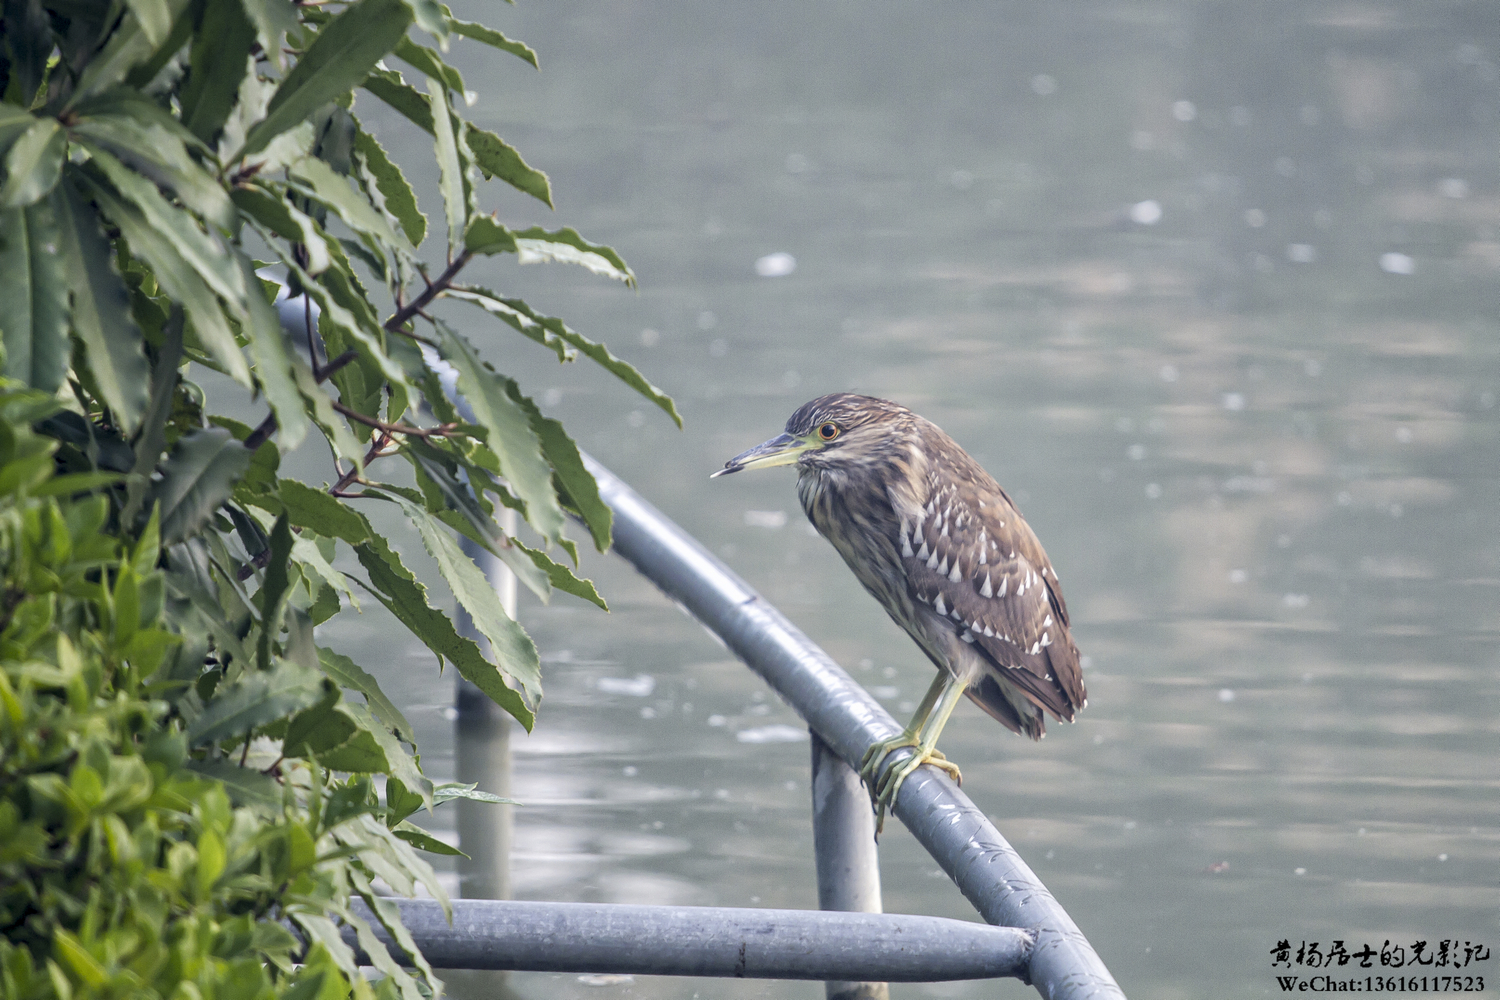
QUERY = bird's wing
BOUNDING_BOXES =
[900,478,1085,722]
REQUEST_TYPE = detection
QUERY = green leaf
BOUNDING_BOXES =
[179,0,256,144]
[392,822,465,856]
[394,37,462,94]
[238,0,299,73]
[343,701,424,796]
[361,67,434,134]
[73,159,253,388]
[124,0,172,47]
[448,18,537,68]
[432,320,564,544]
[426,75,465,256]
[432,781,516,806]
[461,215,514,255]
[69,91,237,229]
[236,249,311,449]
[525,401,611,553]
[0,200,70,392]
[511,225,635,285]
[316,645,414,745]
[149,427,253,545]
[354,535,535,730]
[288,155,410,253]
[51,180,151,435]
[238,0,414,160]
[187,659,326,745]
[276,479,374,545]
[68,0,195,107]
[386,491,542,707]
[446,286,681,426]
[122,304,183,525]
[233,184,331,274]
[30,470,127,496]
[5,0,53,104]
[510,533,606,609]
[354,127,425,246]
[465,126,552,207]
[257,513,295,668]
[185,760,281,813]
[1,116,64,208]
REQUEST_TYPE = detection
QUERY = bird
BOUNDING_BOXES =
[712,393,1085,830]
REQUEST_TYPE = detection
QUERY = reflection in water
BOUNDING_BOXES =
[311,1,1500,996]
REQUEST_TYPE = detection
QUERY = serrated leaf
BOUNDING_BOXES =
[433,319,564,544]
[355,535,534,730]
[124,0,172,46]
[52,180,150,434]
[74,160,253,388]
[150,427,253,545]
[187,658,326,745]
[380,490,542,707]
[68,0,194,107]
[236,249,311,449]
[288,154,410,253]
[1,116,64,208]
[524,400,610,553]
[465,126,551,207]
[445,286,680,426]
[179,0,255,144]
[361,67,434,134]
[291,352,366,469]
[238,0,299,72]
[257,513,295,667]
[354,127,425,246]
[394,37,462,93]
[233,184,331,274]
[317,646,413,744]
[512,225,635,285]
[0,201,70,392]
[276,479,374,545]
[238,0,414,160]
[432,781,516,806]
[448,18,537,68]
[343,701,424,798]
[426,75,465,255]
[510,533,606,609]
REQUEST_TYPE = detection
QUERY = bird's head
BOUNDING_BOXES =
[712,393,914,478]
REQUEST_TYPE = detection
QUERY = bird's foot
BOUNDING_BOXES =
[861,741,963,834]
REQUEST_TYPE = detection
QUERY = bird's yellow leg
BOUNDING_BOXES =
[870,675,968,831]
[859,671,947,789]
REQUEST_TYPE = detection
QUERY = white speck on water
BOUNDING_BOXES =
[1287,243,1316,263]
[755,252,797,277]
[1158,364,1179,383]
[1080,655,1093,669]
[441,706,458,721]
[640,707,656,719]
[1093,733,1104,744]
[1396,426,1413,443]
[1294,867,1307,876]
[1131,130,1155,151]
[627,410,645,428]
[1283,593,1310,608]
[1223,392,1246,411]
[736,724,807,744]
[1219,688,1236,702]
[744,510,788,529]
[1172,100,1197,121]
[578,975,635,987]
[1244,208,1266,228]
[1046,849,1056,859]
[1130,199,1163,225]
[1439,853,1448,861]
[542,387,563,407]
[1358,827,1367,836]
[1145,483,1162,499]
[640,327,660,347]
[1336,491,1352,506]
[1438,178,1468,199]
[713,788,730,800]
[1128,443,1146,460]
[1389,503,1403,518]
[1379,252,1415,275]
[697,310,718,330]
[597,677,657,701]
[709,338,728,357]
[1228,569,1248,584]
[1031,74,1057,96]
[622,765,638,777]
[871,685,899,699]
[707,714,727,727]
[1304,359,1322,377]
[1124,820,1137,830]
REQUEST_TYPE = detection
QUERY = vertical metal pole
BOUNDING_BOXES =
[455,508,517,902]
[810,731,889,1000]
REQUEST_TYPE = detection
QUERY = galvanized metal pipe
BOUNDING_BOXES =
[348,899,1032,981]
[810,731,889,1000]
[584,454,1127,1000]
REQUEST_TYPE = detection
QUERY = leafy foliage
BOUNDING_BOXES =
[0,0,673,995]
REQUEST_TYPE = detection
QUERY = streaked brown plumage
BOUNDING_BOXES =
[714,393,1085,827]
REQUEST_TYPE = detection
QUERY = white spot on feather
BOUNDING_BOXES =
[902,532,914,558]
[983,625,994,637]
[1041,631,1052,647]
[934,594,947,616]
[936,555,948,575]
[917,540,929,561]
[961,631,975,643]
[1030,641,1041,655]
[978,548,987,565]
[948,562,962,583]
[980,573,993,598]
[1043,614,1052,627]
[997,576,1007,597]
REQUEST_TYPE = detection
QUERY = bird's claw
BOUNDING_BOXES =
[860,740,963,835]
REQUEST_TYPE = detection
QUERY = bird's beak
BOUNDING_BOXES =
[711,431,811,478]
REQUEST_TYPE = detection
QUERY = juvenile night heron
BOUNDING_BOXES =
[713,393,1085,829]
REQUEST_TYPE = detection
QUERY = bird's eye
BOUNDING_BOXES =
[818,423,841,441]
